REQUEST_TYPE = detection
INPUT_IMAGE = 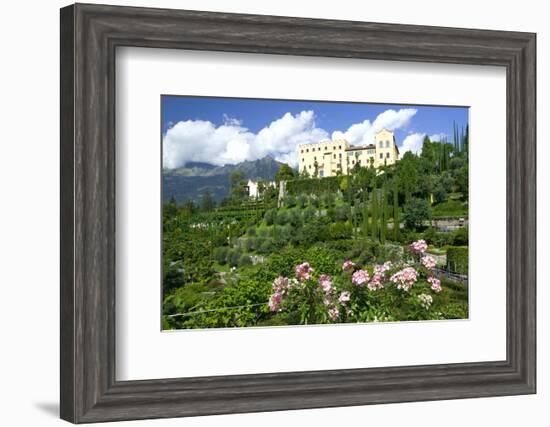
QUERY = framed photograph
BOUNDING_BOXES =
[60,3,536,423]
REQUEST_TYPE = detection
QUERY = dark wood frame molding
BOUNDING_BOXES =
[60,3,536,423]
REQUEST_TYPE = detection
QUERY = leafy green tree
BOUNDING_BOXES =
[393,179,400,241]
[362,190,369,237]
[402,198,432,230]
[229,169,247,201]
[276,164,296,182]
[371,190,379,241]
[380,180,388,244]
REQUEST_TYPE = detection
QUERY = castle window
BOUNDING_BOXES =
[386,140,390,147]
[339,145,342,149]
[333,154,336,159]
[379,141,383,148]
[302,158,305,162]
[306,149,309,152]
[301,149,303,153]
[325,146,327,150]
[308,165,312,169]
[379,153,383,159]
[386,152,390,158]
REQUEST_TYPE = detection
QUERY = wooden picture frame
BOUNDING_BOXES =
[60,3,536,423]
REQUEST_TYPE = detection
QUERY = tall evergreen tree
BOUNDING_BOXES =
[362,190,369,237]
[393,178,400,241]
[380,180,387,244]
[371,190,379,242]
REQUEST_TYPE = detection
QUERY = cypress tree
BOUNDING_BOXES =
[380,181,387,244]
[362,190,369,237]
[371,190,378,241]
[393,179,400,241]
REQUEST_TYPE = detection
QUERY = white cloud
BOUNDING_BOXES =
[331,108,417,146]
[398,132,449,158]
[429,133,448,142]
[163,111,328,169]
[163,107,419,169]
[400,132,426,157]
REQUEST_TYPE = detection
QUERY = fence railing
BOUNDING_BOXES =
[433,267,468,284]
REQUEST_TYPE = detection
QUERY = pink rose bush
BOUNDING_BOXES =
[421,255,437,269]
[410,239,428,254]
[427,276,442,293]
[390,267,418,292]
[266,240,446,323]
[342,260,356,274]
[295,262,314,281]
[351,270,370,287]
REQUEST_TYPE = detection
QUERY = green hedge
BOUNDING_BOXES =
[446,246,468,274]
[286,176,340,196]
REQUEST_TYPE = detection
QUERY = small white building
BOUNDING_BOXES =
[247,179,276,198]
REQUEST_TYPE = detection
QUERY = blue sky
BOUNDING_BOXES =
[161,95,469,169]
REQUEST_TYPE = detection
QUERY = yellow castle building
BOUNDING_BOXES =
[297,129,399,177]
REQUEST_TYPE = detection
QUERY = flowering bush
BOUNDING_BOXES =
[267,240,447,323]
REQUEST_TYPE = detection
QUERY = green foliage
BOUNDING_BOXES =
[327,222,353,240]
[403,198,432,230]
[432,200,468,218]
[446,246,468,274]
[275,210,289,225]
[264,208,276,225]
[199,188,216,212]
[275,163,296,182]
[393,178,400,241]
[452,226,469,246]
[422,227,453,247]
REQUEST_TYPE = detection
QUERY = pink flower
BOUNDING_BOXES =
[368,274,383,291]
[410,239,428,255]
[328,307,340,321]
[268,292,283,312]
[390,267,418,292]
[272,276,290,293]
[338,291,351,305]
[352,269,370,287]
[369,261,392,290]
[295,262,314,281]
[342,260,356,274]
[418,293,433,309]
[374,261,392,275]
[421,255,436,269]
[318,274,333,294]
[428,276,442,293]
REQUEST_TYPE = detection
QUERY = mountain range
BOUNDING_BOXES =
[162,156,286,203]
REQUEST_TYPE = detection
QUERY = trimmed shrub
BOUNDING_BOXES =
[275,210,289,225]
[452,226,469,246]
[213,246,229,265]
[446,246,468,274]
[228,249,242,267]
[238,254,252,266]
[264,209,276,225]
[327,222,352,240]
